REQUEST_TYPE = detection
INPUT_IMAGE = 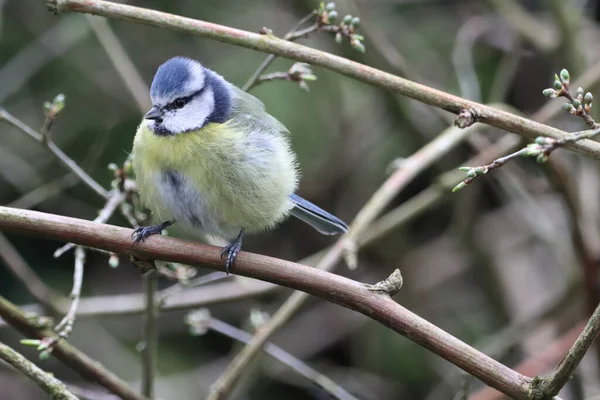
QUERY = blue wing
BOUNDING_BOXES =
[289,194,348,235]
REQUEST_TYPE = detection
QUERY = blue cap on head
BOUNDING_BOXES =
[150,57,198,99]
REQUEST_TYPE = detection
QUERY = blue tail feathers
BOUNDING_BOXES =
[289,193,348,235]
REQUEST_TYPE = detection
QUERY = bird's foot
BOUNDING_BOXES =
[132,221,174,244]
[220,229,245,275]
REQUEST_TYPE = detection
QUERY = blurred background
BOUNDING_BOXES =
[2,0,600,399]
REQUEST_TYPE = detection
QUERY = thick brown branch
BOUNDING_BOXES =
[0,206,532,398]
[47,0,600,159]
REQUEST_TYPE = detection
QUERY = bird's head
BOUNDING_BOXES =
[145,57,231,135]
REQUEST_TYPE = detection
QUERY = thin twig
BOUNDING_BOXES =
[0,107,108,199]
[140,271,158,398]
[54,190,126,258]
[186,310,359,400]
[54,246,86,340]
[0,296,148,400]
[0,340,79,400]
[39,246,87,354]
[0,206,533,399]
[242,11,317,91]
[47,0,600,159]
[453,127,600,192]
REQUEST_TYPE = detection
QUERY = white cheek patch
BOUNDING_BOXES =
[184,62,206,95]
[161,88,215,133]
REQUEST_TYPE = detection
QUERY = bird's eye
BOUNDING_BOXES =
[174,98,186,109]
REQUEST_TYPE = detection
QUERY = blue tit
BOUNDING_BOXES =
[131,56,348,273]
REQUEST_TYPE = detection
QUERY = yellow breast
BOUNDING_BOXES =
[131,121,298,236]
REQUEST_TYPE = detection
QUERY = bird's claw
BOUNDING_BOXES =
[220,230,244,275]
[131,222,172,244]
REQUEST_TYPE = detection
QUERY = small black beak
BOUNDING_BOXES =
[144,106,163,120]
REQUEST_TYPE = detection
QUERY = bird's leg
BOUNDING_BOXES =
[132,220,175,243]
[221,228,245,275]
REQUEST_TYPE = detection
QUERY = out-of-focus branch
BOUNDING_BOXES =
[85,14,150,112]
[452,16,491,102]
[0,206,534,399]
[0,340,79,400]
[536,302,600,397]
[427,283,580,400]
[47,0,600,159]
[548,0,585,76]
[0,296,148,400]
[545,157,599,314]
[0,233,65,312]
[470,322,585,400]
[140,271,158,399]
[8,174,78,209]
[185,310,359,400]
[0,107,108,199]
[0,16,90,104]
[487,0,557,52]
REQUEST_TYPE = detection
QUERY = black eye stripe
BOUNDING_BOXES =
[165,88,205,111]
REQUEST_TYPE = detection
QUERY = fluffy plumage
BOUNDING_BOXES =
[132,57,347,270]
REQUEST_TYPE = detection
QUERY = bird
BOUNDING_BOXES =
[131,56,348,273]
